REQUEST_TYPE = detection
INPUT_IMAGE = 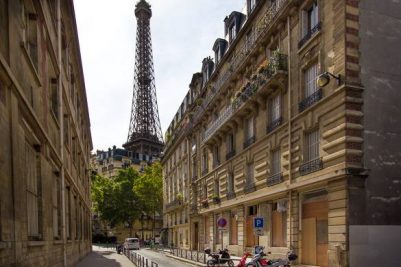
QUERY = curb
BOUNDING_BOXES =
[165,253,207,267]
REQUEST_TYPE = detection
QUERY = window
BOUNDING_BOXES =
[26,141,42,240]
[74,195,78,239]
[306,130,319,161]
[191,136,197,154]
[203,183,208,200]
[226,133,235,154]
[0,0,9,58]
[247,116,254,139]
[272,149,281,175]
[229,23,237,42]
[215,46,220,65]
[202,149,208,173]
[214,179,220,198]
[272,201,287,247]
[245,30,253,52]
[0,78,6,105]
[247,162,254,185]
[248,0,257,13]
[50,78,58,119]
[22,0,38,69]
[213,145,220,167]
[230,212,238,245]
[306,1,319,35]
[304,63,318,98]
[270,94,281,122]
[227,172,234,194]
[52,172,62,239]
[64,114,69,146]
[66,186,71,240]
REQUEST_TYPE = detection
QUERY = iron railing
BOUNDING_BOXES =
[165,198,182,210]
[299,88,323,112]
[267,172,283,186]
[266,117,283,133]
[298,21,322,49]
[226,150,236,160]
[190,203,198,215]
[165,0,290,150]
[125,250,159,267]
[244,181,256,194]
[227,190,236,200]
[299,158,323,176]
[243,136,256,149]
[171,248,207,264]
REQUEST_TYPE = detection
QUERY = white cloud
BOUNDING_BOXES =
[74,0,244,150]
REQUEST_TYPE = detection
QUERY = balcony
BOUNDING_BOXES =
[191,175,198,184]
[298,88,323,112]
[226,150,236,161]
[266,117,282,133]
[243,181,256,194]
[165,198,182,211]
[298,21,322,49]
[226,191,236,200]
[299,158,323,176]
[190,204,198,215]
[267,172,283,186]
[243,136,256,149]
[201,200,209,208]
[202,53,288,144]
[212,196,221,204]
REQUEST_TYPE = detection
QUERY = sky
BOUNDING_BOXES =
[74,0,245,151]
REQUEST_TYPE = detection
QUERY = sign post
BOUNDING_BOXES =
[253,217,264,236]
[217,218,227,250]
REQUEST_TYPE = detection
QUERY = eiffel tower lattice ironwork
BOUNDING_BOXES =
[124,0,163,157]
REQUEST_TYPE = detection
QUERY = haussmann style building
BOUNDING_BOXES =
[0,0,93,266]
[161,0,401,267]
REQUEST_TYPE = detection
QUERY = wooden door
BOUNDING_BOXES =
[302,217,317,265]
[302,199,328,267]
[246,216,256,247]
[230,215,238,245]
[272,211,284,247]
[194,222,199,250]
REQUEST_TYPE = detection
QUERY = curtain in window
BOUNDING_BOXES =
[272,150,281,175]
[271,94,281,121]
[304,63,318,98]
[307,130,319,161]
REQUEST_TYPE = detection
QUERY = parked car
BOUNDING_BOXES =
[124,237,140,250]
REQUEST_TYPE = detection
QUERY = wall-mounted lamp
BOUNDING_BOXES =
[317,72,342,88]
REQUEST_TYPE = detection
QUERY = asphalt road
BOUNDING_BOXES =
[75,245,135,267]
[136,249,197,267]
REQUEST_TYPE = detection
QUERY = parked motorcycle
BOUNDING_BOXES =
[236,251,252,267]
[205,248,235,267]
[245,246,297,267]
[116,243,123,254]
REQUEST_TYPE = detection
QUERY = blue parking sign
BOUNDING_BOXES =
[254,217,264,229]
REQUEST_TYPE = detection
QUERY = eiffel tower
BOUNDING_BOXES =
[123,0,163,160]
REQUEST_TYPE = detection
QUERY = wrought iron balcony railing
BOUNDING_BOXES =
[243,136,256,149]
[244,181,256,194]
[165,198,182,210]
[299,158,323,176]
[267,172,283,186]
[202,53,288,144]
[298,88,323,112]
[266,117,283,133]
[226,150,236,161]
[298,21,322,49]
[226,191,236,200]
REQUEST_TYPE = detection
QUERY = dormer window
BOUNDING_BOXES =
[201,57,214,87]
[213,39,228,66]
[215,47,221,65]
[248,0,257,13]
[229,23,237,42]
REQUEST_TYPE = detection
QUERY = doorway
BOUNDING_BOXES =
[193,222,199,250]
[301,191,328,267]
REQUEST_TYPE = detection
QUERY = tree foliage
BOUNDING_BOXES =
[91,162,163,235]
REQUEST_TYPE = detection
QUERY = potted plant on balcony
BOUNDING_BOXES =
[176,193,183,204]
[201,199,209,208]
[256,59,269,74]
[212,193,220,204]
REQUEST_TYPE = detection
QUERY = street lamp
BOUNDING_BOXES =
[317,72,342,87]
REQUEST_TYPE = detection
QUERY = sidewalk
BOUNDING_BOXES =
[75,245,135,267]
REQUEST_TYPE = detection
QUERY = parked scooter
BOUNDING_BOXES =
[236,251,252,267]
[205,248,235,267]
[245,246,297,267]
[116,243,123,254]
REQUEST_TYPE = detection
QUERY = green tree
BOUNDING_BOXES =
[91,168,143,236]
[133,162,163,238]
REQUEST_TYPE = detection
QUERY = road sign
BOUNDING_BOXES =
[217,217,227,231]
[254,217,264,229]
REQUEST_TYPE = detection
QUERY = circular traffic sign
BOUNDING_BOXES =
[217,217,227,228]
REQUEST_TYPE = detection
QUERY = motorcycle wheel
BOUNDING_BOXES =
[227,260,235,267]
[245,263,258,267]
[207,259,215,267]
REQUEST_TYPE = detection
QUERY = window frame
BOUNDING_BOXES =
[305,129,320,162]
[303,62,319,98]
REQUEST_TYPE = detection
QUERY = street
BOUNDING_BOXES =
[74,245,196,267]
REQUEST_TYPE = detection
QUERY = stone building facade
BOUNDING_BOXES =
[0,0,92,266]
[162,0,401,266]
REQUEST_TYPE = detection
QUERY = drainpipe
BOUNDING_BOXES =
[57,0,67,266]
[286,15,293,250]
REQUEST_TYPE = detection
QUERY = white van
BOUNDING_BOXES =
[124,237,140,250]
